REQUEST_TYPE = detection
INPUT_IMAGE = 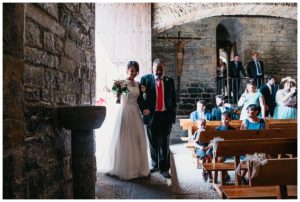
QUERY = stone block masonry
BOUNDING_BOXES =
[3,3,95,199]
[153,16,297,115]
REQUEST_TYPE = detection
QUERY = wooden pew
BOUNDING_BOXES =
[215,138,297,157]
[180,119,197,130]
[220,158,297,199]
[187,122,239,138]
[185,128,297,148]
[185,128,297,168]
[185,119,297,140]
[205,138,297,197]
[181,119,244,130]
[180,118,297,131]
[199,128,297,144]
[265,118,297,129]
[204,138,297,186]
[186,120,242,139]
[205,119,297,130]
[197,128,297,184]
[179,118,189,127]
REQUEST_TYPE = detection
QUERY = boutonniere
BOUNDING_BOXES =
[164,77,168,82]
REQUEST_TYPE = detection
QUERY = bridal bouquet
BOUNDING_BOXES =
[112,80,129,104]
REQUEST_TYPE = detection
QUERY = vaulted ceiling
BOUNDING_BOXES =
[152,3,297,34]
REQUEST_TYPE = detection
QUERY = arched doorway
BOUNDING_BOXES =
[216,18,245,100]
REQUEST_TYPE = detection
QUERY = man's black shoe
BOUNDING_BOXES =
[161,171,171,179]
[150,167,159,173]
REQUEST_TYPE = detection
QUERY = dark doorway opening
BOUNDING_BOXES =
[216,18,245,103]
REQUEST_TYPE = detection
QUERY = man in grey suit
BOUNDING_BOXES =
[139,59,177,179]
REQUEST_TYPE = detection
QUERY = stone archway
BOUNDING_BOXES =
[216,18,245,63]
[216,18,246,98]
[152,3,297,34]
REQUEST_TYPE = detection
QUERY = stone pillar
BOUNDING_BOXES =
[3,3,26,199]
[71,130,96,199]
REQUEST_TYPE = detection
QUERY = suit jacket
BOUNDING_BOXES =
[139,74,177,125]
[260,84,276,114]
[190,110,212,121]
[211,107,234,120]
[247,60,264,78]
[228,61,246,78]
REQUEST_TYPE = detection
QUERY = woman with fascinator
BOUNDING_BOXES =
[273,76,297,119]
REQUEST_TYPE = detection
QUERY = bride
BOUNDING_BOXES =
[97,61,150,180]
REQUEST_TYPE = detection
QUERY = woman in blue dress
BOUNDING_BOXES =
[238,79,266,120]
[273,77,297,119]
[240,104,266,130]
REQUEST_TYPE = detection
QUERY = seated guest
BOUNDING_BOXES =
[211,95,235,120]
[216,111,236,131]
[192,119,212,182]
[273,76,297,119]
[240,104,266,130]
[190,100,212,121]
[240,104,266,184]
[215,111,235,183]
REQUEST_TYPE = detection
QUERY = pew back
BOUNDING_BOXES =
[250,158,297,186]
[199,128,297,144]
[181,118,297,131]
[265,119,297,129]
[216,138,297,157]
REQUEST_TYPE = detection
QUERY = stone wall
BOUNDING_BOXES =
[152,16,297,114]
[3,3,95,198]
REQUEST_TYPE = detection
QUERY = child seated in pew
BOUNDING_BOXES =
[215,111,235,183]
[240,104,266,130]
[215,111,236,131]
[192,118,213,182]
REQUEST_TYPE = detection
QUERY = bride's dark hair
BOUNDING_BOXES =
[127,61,140,73]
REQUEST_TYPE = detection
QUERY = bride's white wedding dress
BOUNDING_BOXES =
[97,80,150,180]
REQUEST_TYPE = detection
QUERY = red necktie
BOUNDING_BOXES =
[157,79,163,111]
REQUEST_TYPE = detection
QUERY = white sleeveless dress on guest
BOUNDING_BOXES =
[97,80,150,180]
[273,89,297,119]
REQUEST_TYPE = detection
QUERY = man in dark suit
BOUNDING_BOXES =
[211,95,235,120]
[228,54,247,103]
[259,75,276,117]
[139,59,177,179]
[247,51,264,88]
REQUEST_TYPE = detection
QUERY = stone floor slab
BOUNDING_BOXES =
[95,118,220,199]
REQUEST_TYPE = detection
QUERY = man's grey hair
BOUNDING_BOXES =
[153,58,165,67]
